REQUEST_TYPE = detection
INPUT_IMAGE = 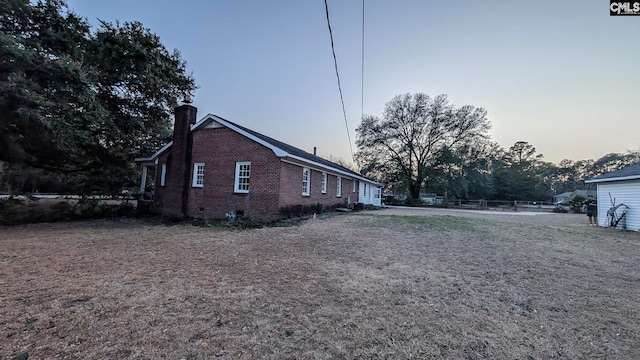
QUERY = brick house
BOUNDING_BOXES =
[135,104,383,221]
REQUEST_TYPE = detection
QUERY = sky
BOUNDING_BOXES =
[66,0,640,165]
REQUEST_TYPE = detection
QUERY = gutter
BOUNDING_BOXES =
[585,175,640,184]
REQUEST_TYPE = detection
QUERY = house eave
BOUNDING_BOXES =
[282,155,383,187]
[191,114,382,186]
[585,175,640,184]
[191,114,288,157]
[135,141,173,163]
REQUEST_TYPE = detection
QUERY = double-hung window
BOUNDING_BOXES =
[234,162,251,193]
[302,168,310,196]
[336,176,342,197]
[352,180,356,193]
[192,163,205,187]
[321,172,327,194]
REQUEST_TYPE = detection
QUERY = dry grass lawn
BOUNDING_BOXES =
[1,208,639,359]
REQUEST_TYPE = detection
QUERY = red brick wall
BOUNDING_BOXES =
[186,127,282,221]
[152,119,362,220]
[278,162,358,211]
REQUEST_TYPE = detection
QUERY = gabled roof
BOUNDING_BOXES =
[138,113,382,186]
[585,163,640,184]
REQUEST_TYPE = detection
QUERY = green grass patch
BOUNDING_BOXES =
[354,213,486,233]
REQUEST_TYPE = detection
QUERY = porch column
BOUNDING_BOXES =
[140,165,148,193]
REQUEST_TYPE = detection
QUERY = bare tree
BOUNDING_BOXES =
[355,93,490,200]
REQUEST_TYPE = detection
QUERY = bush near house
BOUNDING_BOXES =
[570,195,586,214]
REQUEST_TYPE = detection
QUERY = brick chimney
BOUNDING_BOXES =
[164,104,197,217]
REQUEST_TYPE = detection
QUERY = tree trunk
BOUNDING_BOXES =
[409,182,421,200]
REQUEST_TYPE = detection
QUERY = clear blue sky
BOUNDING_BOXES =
[66,0,639,165]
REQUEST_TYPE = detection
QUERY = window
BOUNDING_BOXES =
[302,168,310,196]
[192,163,205,187]
[336,176,342,197]
[352,180,356,193]
[234,162,251,193]
[374,189,381,199]
[160,163,166,187]
[321,172,327,194]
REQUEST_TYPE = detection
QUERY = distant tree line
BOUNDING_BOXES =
[356,93,639,202]
[0,0,195,194]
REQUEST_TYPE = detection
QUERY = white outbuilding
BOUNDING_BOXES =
[585,163,640,231]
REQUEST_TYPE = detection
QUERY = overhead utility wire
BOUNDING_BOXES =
[324,0,354,162]
[361,0,365,119]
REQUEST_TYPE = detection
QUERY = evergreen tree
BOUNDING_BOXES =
[0,0,195,192]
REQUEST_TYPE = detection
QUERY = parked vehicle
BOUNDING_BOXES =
[553,200,570,213]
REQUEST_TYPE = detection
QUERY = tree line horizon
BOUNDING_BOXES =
[354,93,638,202]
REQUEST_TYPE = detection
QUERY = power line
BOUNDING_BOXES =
[361,0,365,119]
[323,0,354,162]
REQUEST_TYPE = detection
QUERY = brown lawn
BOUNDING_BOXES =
[1,208,639,359]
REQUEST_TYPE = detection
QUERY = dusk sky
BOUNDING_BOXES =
[66,0,639,165]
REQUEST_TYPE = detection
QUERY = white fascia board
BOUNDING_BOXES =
[192,114,288,157]
[135,141,174,163]
[585,175,640,184]
[190,114,211,130]
[283,155,383,187]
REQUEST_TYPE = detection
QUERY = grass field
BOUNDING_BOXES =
[1,208,639,359]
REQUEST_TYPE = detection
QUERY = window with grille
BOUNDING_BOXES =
[234,162,251,193]
[302,168,310,196]
[192,163,205,187]
[336,176,342,197]
[321,172,327,194]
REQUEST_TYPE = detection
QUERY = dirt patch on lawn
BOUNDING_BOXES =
[1,210,639,359]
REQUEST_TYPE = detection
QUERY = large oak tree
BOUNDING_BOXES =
[0,0,195,192]
[355,93,491,201]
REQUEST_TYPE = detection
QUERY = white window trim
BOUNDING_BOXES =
[160,163,166,187]
[321,172,327,194]
[352,180,356,193]
[192,162,205,187]
[336,176,342,197]
[302,167,310,196]
[234,161,251,193]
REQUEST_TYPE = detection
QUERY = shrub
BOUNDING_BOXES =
[570,195,586,214]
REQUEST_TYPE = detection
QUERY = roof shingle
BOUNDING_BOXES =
[586,163,640,183]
